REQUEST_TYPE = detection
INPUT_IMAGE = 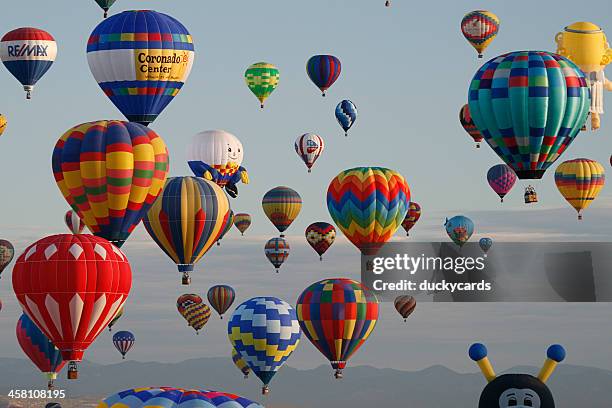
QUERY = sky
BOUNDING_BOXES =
[1,0,612,378]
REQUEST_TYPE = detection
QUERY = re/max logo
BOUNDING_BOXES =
[7,44,48,57]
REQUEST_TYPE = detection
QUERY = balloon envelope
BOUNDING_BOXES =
[307,55,341,96]
[112,330,134,358]
[555,158,605,219]
[469,51,590,179]
[262,187,302,236]
[94,0,117,17]
[264,237,290,272]
[305,222,336,260]
[245,62,279,108]
[459,104,483,147]
[98,387,264,408]
[0,28,57,98]
[233,213,252,235]
[444,216,474,247]
[0,239,14,277]
[327,167,410,254]
[295,133,325,172]
[487,164,517,202]
[296,278,378,378]
[207,285,236,318]
[87,10,194,125]
[52,120,169,247]
[64,210,85,234]
[394,295,416,320]
[12,234,132,363]
[177,294,211,333]
[335,100,357,136]
[0,114,7,136]
[401,202,421,236]
[460,10,499,58]
[228,297,300,393]
[479,237,493,253]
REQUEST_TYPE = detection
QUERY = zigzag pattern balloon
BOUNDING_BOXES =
[327,167,410,254]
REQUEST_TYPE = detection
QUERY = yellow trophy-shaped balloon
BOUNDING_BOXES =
[556,22,612,130]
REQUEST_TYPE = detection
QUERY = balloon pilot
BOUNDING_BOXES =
[524,185,538,204]
[469,343,566,408]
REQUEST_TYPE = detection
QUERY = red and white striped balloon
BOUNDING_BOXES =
[294,133,324,173]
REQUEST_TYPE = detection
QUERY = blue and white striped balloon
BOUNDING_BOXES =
[335,100,358,136]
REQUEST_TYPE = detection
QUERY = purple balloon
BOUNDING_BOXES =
[487,164,517,202]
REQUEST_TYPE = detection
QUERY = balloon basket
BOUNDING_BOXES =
[47,380,54,390]
[334,369,344,379]
[182,274,191,285]
[262,385,270,395]
[67,362,78,380]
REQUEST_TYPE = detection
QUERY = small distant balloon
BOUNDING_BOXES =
[444,216,474,247]
[94,0,117,18]
[0,239,14,279]
[265,237,290,273]
[177,294,211,335]
[401,202,421,236]
[335,100,357,136]
[305,222,336,261]
[459,104,483,148]
[487,164,517,203]
[307,55,341,96]
[233,213,252,236]
[245,62,280,108]
[479,237,493,253]
[107,307,124,332]
[394,295,416,322]
[64,210,85,234]
[112,330,135,359]
[207,285,236,319]
[262,186,302,237]
[295,133,325,173]
[555,158,605,220]
[460,10,499,58]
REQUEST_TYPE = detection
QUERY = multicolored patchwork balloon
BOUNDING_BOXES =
[94,0,117,18]
[444,216,474,247]
[228,297,301,394]
[207,285,236,319]
[12,234,132,379]
[112,330,134,359]
[52,120,169,247]
[460,10,499,58]
[336,100,358,136]
[401,202,421,236]
[295,133,325,173]
[245,62,280,108]
[394,295,416,322]
[232,348,251,378]
[87,10,194,125]
[296,278,379,379]
[469,51,590,180]
[460,104,483,148]
[264,237,290,273]
[487,164,517,203]
[177,294,211,334]
[479,237,493,253]
[0,239,14,278]
[555,158,605,220]
[97,387,264,408]
[307,55,341,96]
[143,177,231,285]
[0,27,57,99]
[327,167,410,254]
[16,313,65,389]
[234,213,252,236]
[187,130,249,198]
[64,210,85,234]
[305,222,336,261]
[262,186,302,236]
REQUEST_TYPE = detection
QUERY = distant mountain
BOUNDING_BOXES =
[0,357,609,407]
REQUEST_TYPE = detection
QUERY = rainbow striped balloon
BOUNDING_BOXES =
[401,202,421,236]
[327,167,410,254]
[555,158,605,220]
[207,285,236,319]
[143,177,231,284]
[52,121,169,247]
[233,213,252,236]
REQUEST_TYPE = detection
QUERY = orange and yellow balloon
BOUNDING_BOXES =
[555,158,605,220]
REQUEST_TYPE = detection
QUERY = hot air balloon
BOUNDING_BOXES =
[262,187,302,237]
[295,133,325,173]
[0,239,14,279]
[245,62,280,108]
[0,28,57,99]
[64,210,85,234]
[16,313,65,389]
[487,164,517,203]
[98,387,264,408]
[234,213,252,236]
[296,278,378,379]
[207,285,235,319]
[52,120,169,247]
[94,0,116,18]
[401,202,421,236]
[228,297,301,394]
[107,306,124,332]
[460,104,484,148]
[327,167,410,254]
[186,130,249,198]
[394,295,416,322]
[0,114,7,136]
[232,348,251,379]
[217,210,235,246]
[444,216,474,247]
[305,222,336,261]
[479,237,493,253]
[336,100,357,136]
[265,237,290,273]
[307,55,341,96]
[87,10,194,125]
[0,299,2,312]
[469,51,590,190]
[143,177,231,285]
[12,234,132,379]
[555,158,605,220]
[460,11,499,58]
[177,294,211,335]
[112,330,134,359]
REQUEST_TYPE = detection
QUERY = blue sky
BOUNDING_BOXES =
[1,0,612,374]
